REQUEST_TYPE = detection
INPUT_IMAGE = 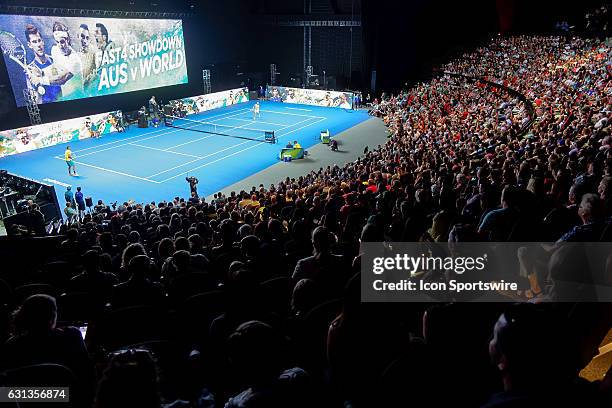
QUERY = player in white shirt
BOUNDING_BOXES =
[50,22,83,100]
[252,102,261,120]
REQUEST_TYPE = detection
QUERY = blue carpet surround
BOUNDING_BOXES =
[0,101,370,205]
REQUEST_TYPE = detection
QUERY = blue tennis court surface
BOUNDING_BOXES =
[0,101,370,205]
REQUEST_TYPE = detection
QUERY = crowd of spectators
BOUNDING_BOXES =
[1,34,611,407]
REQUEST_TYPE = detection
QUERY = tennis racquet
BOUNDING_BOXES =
[0,30,44,96]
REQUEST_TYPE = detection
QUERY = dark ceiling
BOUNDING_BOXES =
[0,0,363,15]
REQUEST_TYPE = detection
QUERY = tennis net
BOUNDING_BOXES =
[164,115,276,144]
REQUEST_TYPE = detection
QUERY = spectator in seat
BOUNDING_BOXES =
[111,255,165,309]
[558,193,607,242]
[211,219,239,276]
[97,231,115,257]
[128,230,141,244]
[289,278,317,320]
[69,249,117,305]
[119,242,147,278]
[156,237,174,268]
[327,273,404,407]
[240,235,267,281]
[237,224,253,241]
[60,228,80,252]
[94,348,189,408]
[292,226,347,301]
[0,295,95,399]
[484,303,600,408]
[285,220,313,271]
[188,191,199,204]
[597,176,612,217]
[547,244,597,302]
[479,185,528,241]
[161,249,206,285]
[226,320,286,392]
[94,199,108,214]
[209,268,266,357]
[225,321,313,408]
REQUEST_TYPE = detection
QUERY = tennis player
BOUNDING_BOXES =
[253,102,260,120]
[65,145,77,176]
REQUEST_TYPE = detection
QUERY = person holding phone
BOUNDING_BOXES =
[0,294,95,400]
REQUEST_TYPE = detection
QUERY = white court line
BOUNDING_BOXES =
[157,116,327,183]
[198,124,282,133]
[285,107,312,112]
[150,117,313,178]
[227,118,287,126]
[73,107,251,154]
[273,116,320,132]
[53,156,161,183]
[73,129,186,158]
[260,109,325,119]
[74,119,222,158]
[162,134,217,151]
[54,106,326,184]
[129,143,204,159]
[148,140,251,178]
[161,118,284,151]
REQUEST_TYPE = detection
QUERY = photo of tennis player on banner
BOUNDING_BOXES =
[265,85,354,109]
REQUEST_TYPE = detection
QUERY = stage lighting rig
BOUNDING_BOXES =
[0,4,194,19]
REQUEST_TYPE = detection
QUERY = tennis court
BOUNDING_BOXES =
[0,100,370,204]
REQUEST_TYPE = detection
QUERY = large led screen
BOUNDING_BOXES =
[0,15,188,107]
[169,88,250,116]
[266,86,354,109]
[0,110,122,157]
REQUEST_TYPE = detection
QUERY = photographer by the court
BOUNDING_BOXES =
[94,199,109,215]
[149,95,159,115]
[186,176,199,198]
